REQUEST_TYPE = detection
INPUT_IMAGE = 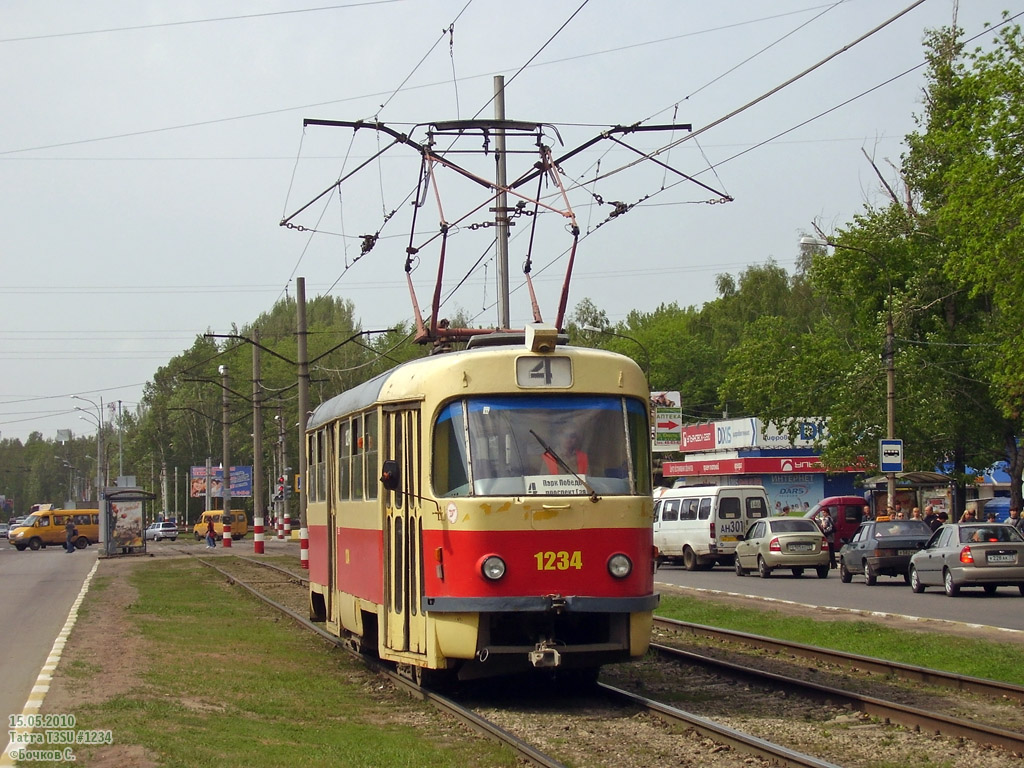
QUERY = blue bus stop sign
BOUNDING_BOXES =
[879,439,904,473]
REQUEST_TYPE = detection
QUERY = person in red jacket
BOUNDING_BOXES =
[543,431,589,474]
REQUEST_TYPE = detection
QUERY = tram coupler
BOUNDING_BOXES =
[528,642,562,668]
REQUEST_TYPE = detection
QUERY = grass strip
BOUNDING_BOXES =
[657,593,1024,685]
[35,559,518,768]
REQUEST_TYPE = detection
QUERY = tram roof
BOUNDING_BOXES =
[306,332,634,432]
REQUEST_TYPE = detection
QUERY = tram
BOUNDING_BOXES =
[305,324,657,680]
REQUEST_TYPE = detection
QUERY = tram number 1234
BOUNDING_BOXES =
[534,550,584,570]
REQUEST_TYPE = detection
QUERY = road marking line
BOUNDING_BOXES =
[1,559,99,767]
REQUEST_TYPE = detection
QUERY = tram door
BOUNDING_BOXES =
[383,406,427,655]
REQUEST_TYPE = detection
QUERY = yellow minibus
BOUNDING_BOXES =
[9,509,100,551]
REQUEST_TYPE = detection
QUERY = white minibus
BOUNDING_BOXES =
[653,485,770,569]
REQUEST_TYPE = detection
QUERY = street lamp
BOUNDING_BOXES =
[581,324,650,380]
[801,235,897,510]
[73,394,107,550]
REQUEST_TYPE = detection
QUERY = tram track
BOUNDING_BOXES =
[189,552,840,767]
[654,615,1024,704]
[180,552,1019,768]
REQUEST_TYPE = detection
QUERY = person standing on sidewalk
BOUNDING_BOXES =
[205,518,216,549]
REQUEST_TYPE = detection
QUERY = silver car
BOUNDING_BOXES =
[735,516,830,579]
[144,521,179,541]
[908,523,1024,596]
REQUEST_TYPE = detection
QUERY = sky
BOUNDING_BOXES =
[0,0,1016,444]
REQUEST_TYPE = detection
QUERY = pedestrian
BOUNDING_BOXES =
[911,507,922,521]
[961,508,978,523]
[923,505,938,529]
[818,509,836,568]
[205,518,216,549]
[64,517,77,553]
[932,511,948,531]
[1008,507,1024,532]
[862,504,873,522]
[986,511,999,523]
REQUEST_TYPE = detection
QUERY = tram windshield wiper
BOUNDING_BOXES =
[529,430,600,502]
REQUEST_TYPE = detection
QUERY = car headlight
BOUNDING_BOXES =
[480,555,506,581]
[607,553,632,579]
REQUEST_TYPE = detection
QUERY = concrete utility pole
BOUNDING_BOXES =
[296,277,310,569]
[219,364,232,548]
[252,328,265,554]
[885,311,896,510]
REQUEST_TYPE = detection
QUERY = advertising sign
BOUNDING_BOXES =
[651,391,682,453]
[679,423,715,451]
[757,419,829,448]
[713,418,759,450]
[663,456,829,476]
[110,498,144,549]
[189,465,254,498]
[761,473,824,515]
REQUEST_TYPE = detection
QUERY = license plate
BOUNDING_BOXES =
[897,549,916,556]
[789,543,813,552]
[988,554,1015,563]
[720,535,737,542]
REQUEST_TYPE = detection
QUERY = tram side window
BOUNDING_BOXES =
[625,398,652,494]
[338,420,351,500]
[352,416,364,500]
[317,429,327,502]
[365,410,378,501]
[309,429,326,503]
[432,403,469,497]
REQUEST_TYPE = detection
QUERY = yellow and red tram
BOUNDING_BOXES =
[305,325,657,680]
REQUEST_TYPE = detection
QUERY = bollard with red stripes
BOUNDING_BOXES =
[300,525,309,569]
[276,513,284,540]
[284,511,291,538]
[253,513,264,554]
[222,515,232,548]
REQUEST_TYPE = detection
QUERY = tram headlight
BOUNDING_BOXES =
[480,555,507,581]
[607,553,632,579]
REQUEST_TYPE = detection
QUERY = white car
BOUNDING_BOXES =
[144,521,179,541]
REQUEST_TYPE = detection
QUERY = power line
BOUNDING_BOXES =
[0,1,407,44]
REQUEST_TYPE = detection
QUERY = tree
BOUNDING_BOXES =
[903,20,1024,509]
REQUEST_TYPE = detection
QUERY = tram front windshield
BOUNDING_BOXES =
[432,395,650,497]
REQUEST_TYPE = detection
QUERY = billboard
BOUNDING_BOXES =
[651,391,681,453]
[190,466,253,498]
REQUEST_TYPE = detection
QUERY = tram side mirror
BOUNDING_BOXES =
[380,460,400,491]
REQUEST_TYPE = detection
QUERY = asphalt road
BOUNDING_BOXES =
[655,560,1024,632]
[0,544,97,731]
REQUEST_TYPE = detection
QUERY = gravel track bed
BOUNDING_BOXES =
[216,556,1024,767]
